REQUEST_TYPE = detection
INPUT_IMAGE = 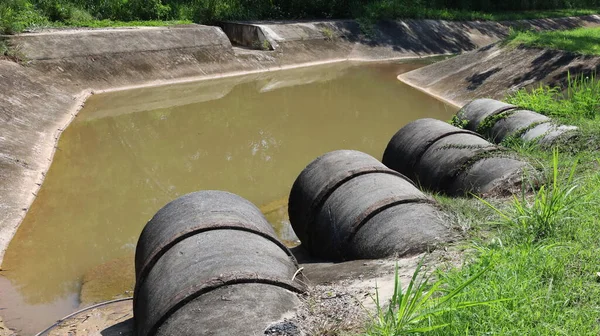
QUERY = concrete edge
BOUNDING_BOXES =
[0,91,91,266]
[4,25,233,61]
[397,74,462,109]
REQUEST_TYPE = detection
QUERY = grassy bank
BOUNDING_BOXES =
[362,68,600,334]
[507,26,600,55]
[2,0,600,34]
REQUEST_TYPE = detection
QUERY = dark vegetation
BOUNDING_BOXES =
[2,0,600,34]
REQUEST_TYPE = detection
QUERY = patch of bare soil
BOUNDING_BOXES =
[0,315,16,336]
[42,300,133,336]
[286,246,465,335]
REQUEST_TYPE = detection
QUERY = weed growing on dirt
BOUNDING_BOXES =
[262,39,271,50]
[478,148,579,243]
[476,110,514,134]
[0,39,26,62]
[321,27,335,40]
[449,113,468,129]
[364,259,500,336]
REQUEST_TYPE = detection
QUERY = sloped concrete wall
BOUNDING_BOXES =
[10,26,231,60]
[0,25,260,267]
[5,25,280,91]
[398,43,600,107]
[220,15,600,61]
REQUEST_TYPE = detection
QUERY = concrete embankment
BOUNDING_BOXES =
[1,15,600,269]
[219,16,600,60]
[399,43,600,107]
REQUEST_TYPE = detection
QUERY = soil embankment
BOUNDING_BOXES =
[399,43,600,107]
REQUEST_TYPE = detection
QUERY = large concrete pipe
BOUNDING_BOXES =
[134,191,306,336]
[288,150,449,261]
[383,118,532,196]
[454,98,517,131]
[455,98,577,144]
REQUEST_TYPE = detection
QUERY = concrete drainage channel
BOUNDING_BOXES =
[37,110,547,335]
[2,15,600,336]
[2,15,599,269]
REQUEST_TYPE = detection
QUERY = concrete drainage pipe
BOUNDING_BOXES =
[383,118,534,196]
[133,190,306,336]
[455,98,577,144]
[288,150,449,261]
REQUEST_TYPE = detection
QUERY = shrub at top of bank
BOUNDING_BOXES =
[3,0,600,34]
[0,0,48,34]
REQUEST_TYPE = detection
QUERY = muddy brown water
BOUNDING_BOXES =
[0,60,457,335]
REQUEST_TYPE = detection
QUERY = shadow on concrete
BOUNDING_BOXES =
[511,45,600,88]
[504,14,600,31]
[325,15,600,57]
[290,245,395,285]
[338,20,500,54]
[101,318,134,336]
[467,67,502,90]
[290,245,317,264]
[555,62,600,85]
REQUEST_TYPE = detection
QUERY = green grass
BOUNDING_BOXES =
[363,145,600,335]
[364,260,500,335]
[481,8,600,21]
[362,69,600,335]
[479,149,580,243]
[0,0,48,34]
[507,26,600,56]
[506,72,600,120]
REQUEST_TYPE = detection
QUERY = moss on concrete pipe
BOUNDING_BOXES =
[133,190,306,336]
[288,150,449,261]
[383,118,533,196]
[455,98,577,144]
